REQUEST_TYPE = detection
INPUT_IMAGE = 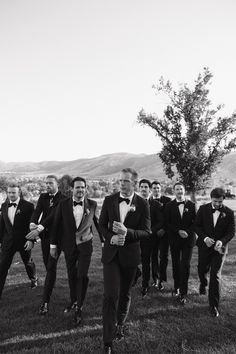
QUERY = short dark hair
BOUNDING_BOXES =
[71,177,87,188]
[210,188,225,199]
[173,182,185,189]
[46,175,59,183]
[139,179,151,188]
[151,180,161,187]
[121,168,138,182]
[7,181,20,189]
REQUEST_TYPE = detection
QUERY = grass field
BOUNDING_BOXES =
[0,200,235,353]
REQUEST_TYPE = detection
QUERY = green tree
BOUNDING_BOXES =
[137,68,236,200]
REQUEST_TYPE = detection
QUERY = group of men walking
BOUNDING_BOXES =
[0,168,235,354]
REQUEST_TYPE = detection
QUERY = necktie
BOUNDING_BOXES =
[177,201,185,206]
[118,197,130,204]
[73,201,83,207]
[8,203,17,208]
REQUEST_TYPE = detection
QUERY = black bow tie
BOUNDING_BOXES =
[212,208,221,214]
[73,201,83,207]
[177,201,185,206]
[8,202,17,208]
[118,197,130,204]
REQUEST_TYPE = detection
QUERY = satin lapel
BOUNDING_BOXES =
[68,198,77,230]
[214,205,226,228]
[13,199,23,226]
[207,203,215,229]
[114,194,120,222]
[78,198,90,229]
[124,193,137,223]
[174,200,182,220]
[3,203,13,230]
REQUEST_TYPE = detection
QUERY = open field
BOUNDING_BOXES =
[0,201,235,353]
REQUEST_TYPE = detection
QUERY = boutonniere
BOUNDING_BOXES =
[49,200,54,207]
[220,212,226,218]
[184,208,189,213]
[129,204,136,213]
[85,208,90,216]
[15,209,21,215]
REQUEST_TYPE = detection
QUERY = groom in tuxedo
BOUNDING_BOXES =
[195,187,235,317]
[165,182,196,304]
[50,176,104,326]
[99,168,151,354]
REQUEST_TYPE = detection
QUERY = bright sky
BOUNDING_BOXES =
[0,0,235,162]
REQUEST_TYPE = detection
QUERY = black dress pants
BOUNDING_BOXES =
[102,255,137,344]
[0,247,36,297]
[198,246,226,308]
[64,239,93,308]
[170,242,193,295]
[151,235,169,283]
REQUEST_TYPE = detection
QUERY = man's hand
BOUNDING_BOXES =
[50,247,58,259]
[26,229,40,241]
[178,230,188,238]
[204,237,215,248]
[214,240,223,253]
[157,229,165,238]
[24,240,34,251]
[30,222,38,231]
[110,234,126,246]
[112,221,127,236]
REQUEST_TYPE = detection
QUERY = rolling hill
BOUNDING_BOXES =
[0,151,235,181]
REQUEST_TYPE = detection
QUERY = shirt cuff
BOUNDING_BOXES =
[204,237,208,243]
[37,224,44,232]
[50,244,57,249]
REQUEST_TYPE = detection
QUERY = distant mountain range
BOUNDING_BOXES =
[0,152,235,182]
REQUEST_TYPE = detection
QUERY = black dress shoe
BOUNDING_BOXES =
[30,278,38,289]
[151,280,158,288]
[73,307,83,326]
[158,281,164,291]
[142,287,148,298]
[104,343,113,354]
[199,285,206,295]
[38,302,49,315]
[115,324,124,341]
[63,301,77,313]
[179,295,187,305]
[210,306,220,317]
[172,288,180,297]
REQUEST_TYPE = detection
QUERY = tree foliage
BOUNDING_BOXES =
[137,68,236,195]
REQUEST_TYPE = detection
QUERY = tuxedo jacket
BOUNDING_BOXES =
[99,192,151,267]
[50,197,103,254]
[165,199,196,247]
[149,195,171,231]
[194,203,235,248]
[148,198,164,236]
[30,191,65,238]
[0,199,34,251]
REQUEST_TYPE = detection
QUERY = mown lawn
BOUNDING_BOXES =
[0,205,236,353]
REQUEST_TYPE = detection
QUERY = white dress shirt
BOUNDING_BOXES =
[8,197,20,225]
[73,198,84,229]
[119,193,134,223]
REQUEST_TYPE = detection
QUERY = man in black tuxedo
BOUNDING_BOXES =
[165,182,196,304]
[139,179,163,297]
[0,182,37,298]
[149,181,171,290]
[26,175,65,315]
[99,168,151,354]
[195,188,235,317]
[50,177,104,326]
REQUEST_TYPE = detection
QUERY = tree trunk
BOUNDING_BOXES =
[189,191,196,203]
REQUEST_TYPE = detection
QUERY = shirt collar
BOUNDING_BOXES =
[120,192,134,202]
[9,197,20,205]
